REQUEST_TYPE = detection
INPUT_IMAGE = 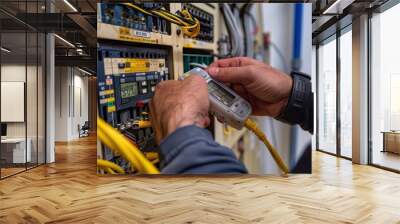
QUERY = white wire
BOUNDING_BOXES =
[232,6,244,56]
[229,4,243,56]
[243,4,255,57]
[223,3,240,57]
[189,63,207,69]
[222,4,235,56]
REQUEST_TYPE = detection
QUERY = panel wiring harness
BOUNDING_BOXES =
[124,3,201,38]
[97,117,160,174]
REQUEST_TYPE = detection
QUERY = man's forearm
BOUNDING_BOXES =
[159,125,247,174]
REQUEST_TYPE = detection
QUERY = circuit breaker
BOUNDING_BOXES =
[98,3,171,34]
[97,43,170,166]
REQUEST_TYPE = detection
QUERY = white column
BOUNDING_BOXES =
[352,14,369,164]
[46,32,55,163]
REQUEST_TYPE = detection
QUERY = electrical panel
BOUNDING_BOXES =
[97,43,170,168]
[182,3,214,42]
[97,3,253,174]
[98,3,171,34]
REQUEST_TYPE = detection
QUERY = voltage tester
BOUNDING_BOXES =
[180,67,252,130]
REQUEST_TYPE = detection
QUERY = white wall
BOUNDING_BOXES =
[1,65,26,138]
[54,67,89,141]
[0,65,42,137]
[263,4,293,74]
[1,63,46,164]
[72,72,89,138]
[55,66,68,141]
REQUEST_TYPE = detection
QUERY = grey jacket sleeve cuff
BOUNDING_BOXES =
[159,125,247,174]
[159,125,213,167]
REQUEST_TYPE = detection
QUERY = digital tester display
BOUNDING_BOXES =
[207,80,235,107]
[181,67,252,130]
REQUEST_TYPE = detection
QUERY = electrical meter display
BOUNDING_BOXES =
[208,80,235,107]
[120,82,138,99]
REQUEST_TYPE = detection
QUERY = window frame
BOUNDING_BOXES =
[367,1,400,173]
[315,24,353,161]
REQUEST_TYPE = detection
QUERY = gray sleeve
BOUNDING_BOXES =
[159,125,247,174]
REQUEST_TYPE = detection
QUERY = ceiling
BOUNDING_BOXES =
[0,0,96,14]
[0,0,96,73]
[311,0,391,44]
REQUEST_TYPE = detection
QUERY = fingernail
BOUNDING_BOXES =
[208,67,219,76]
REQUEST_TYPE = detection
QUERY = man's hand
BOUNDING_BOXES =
[149,75,210,144]
[207,57,293,117]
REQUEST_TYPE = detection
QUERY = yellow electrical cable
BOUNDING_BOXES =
[122,3,201,38]
[137,120,152,129]
[151,10,185,26]
[145,152,159,160]
[98,118,160,174]
[98,130,140,171]
[98,118,159,174]
[154,10,186,25]
[153,10,200,38]
[155,9,194,26]
[183,19,199,29]
[105,167,116,174]
[97,159,125,174]
[180,10,197,26]
[97,129,142,169]
[124,3,187,27]
[99,125,149,173]
[159,10,198,32]
[151,159,160,164]
[244,118,289,174]
[98,121,144,171]
[98,129,118,153]
[124,3,153,16]
[223,124,232,136]
[179,10,200,37]
[151,10,199,37]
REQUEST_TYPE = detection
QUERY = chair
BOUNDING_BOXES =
[78,121,90,138]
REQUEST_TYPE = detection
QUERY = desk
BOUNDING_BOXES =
[1,138,31,163]
[382,131,400,154]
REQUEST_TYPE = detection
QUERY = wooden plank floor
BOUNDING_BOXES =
[1,167,26,178]
[1,135,400,223]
